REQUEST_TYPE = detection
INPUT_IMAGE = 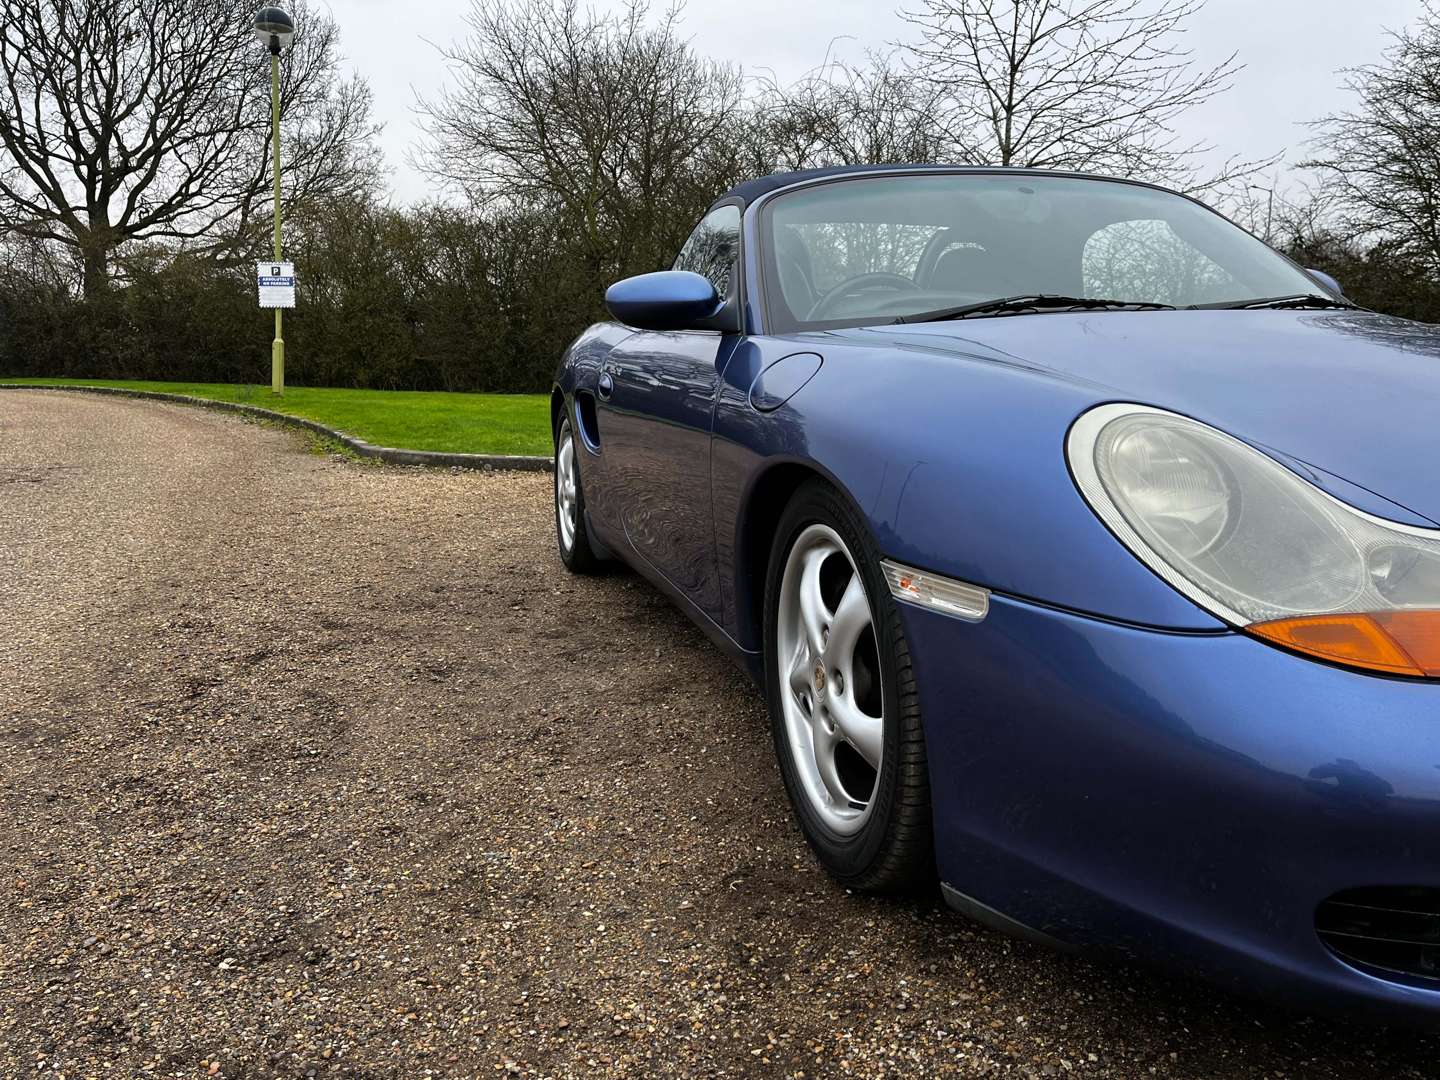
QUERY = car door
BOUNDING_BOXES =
[597,203,743,622]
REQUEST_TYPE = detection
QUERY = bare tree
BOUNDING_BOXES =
[415,0,745,278]
[0,0,379,297]
[754,50,949,170]
[1307,1,1440,271]
[900,0,1261,189]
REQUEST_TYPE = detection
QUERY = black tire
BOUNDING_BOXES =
[554,414,603,574]
[763,479,934,893]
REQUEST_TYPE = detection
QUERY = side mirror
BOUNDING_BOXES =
[1306,268,1345,297]
[605,271,724,332]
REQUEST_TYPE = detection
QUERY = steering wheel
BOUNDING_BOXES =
[808,272,922,320]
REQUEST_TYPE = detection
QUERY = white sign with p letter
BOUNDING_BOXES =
[257,261,296,309]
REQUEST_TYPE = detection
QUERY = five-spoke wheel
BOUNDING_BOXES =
[554,414,602,574]
[776,523,885,834]
[555,422,579,552]
[764,480,933,892]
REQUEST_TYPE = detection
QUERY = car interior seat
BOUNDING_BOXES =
[928,244,1014,297]
[775,227,818,317]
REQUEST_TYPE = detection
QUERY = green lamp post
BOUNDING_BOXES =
[254,6,295,395]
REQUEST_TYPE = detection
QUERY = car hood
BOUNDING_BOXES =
[830,308,1440,526]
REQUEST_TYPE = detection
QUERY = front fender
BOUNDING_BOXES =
[720,336,1224,633]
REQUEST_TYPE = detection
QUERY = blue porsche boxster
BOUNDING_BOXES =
[550,165,1440,1021]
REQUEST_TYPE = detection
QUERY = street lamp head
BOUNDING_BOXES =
[253,6,295,55]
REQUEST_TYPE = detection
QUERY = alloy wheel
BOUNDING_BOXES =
[775,523,885,835]
[555,424,578,553]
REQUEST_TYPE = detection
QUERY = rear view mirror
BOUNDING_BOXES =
[605,271,723,332]
[1306,268,1345,297]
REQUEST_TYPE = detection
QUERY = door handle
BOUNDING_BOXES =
[597,370,614,400]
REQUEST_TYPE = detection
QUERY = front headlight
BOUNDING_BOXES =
[1069,404,1440,677]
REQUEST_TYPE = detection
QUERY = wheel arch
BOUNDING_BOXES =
[735,459,873,654]
[550,386,566,441]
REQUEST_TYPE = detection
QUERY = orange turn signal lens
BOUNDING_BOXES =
[1248,611,1440,678]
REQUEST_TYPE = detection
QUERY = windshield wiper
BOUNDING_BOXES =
[894,294,1176,324]
[1192,293,1358,311]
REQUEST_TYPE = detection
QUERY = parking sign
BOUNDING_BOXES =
[257,261,297,309]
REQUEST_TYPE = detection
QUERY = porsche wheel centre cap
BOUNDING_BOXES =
[813,663,826,693]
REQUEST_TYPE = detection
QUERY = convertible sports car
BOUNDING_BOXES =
[550,165,1440,1020]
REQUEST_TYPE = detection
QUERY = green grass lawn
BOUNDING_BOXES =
[2,378,552,457]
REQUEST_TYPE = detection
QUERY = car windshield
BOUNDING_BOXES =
[760,172,1328,332]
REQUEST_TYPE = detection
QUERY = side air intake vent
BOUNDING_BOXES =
[1317,886,1440,983]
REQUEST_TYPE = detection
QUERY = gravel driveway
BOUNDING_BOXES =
[2,390,1437,1079]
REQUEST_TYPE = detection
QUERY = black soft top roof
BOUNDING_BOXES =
[719,164,1010,209]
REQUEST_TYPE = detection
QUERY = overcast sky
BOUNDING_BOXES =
[315,0,1425,204]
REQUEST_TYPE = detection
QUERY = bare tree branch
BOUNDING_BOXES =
[0,0,381,296]
[750,49,949,169]
[899,0,1271,190]
[1304,0,1440,271]
[413,0,746,278]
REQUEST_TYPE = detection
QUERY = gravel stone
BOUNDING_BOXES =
[2,390,1437,1078]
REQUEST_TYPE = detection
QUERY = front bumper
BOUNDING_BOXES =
[899,592,1440,1023]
